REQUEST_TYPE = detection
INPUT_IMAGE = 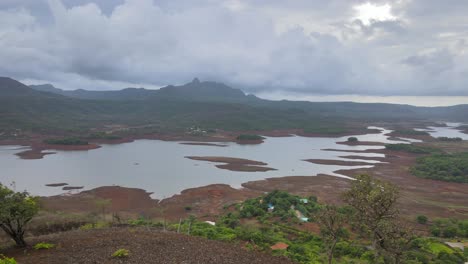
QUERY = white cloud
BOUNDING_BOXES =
[0,0,467,96]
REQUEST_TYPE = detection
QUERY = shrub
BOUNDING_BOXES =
[0,255,16,264]
[112,249,130,258]
[416,215,428,224]
[0,184,39,247]
[347,137,358,142]
[33,242,55,250]
[44,137,88,145]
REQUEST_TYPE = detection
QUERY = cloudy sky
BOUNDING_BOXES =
[1,0,468,100]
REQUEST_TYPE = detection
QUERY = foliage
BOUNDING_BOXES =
[347,137,358,142]
[44,137,88,145]
[236,134,264,141]
[33,242,55,250]
[86,132,122,140]
[437,137,463,142]
[429,218,468,238]
[79,221,110,230]
[112,249,129,258]
[315,205,348,264]
[416,215,428,224]
[411,152,468,183]
[238,190,319,221]
[343,174,406,260]
[385,143,439,154]
[0,184,39,247]
[0,255,16,264]
[394,129,430,136]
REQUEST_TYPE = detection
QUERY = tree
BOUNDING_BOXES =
[416,215,428,225]
[378,220,415,264]
[343,174,399,252]
[0,184,39,247]
[316,205,348,264]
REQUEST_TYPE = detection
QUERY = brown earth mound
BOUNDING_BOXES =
[304,159,374,166]
[186,156,276,172]
[3,228,293,264]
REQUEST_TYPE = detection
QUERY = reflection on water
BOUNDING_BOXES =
[0,126,426,199]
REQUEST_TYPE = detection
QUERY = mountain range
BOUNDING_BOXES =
[1,76,467,137]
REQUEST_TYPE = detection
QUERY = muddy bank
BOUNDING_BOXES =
[45,183,68,187]
[216,164,276,172]
[336,141,386,146]
[41,186,159,213]
[159,184,261,220]
[15,143,100,160]
[186,156,276,172]
[242,175,351,205]
[185,156,267,165]
[338,155,387,162]
[179,142,227,147]
[304,159,375,166]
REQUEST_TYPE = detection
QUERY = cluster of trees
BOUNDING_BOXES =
[235,134,264,141]
[411,152,468,183]
[394,129,430,136]
[437,137,463,142]
[43,137,89,145]
[238,190,319,221]
[430,218,468,238]
[385,143,438,154]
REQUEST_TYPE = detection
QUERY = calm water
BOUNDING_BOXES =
[0,126,436,199]
[416,122,468,140]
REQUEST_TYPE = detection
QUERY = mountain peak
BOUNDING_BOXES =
[0,77,37,95]
[192,78,201,84]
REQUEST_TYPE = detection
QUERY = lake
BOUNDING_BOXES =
[0,126,451,199]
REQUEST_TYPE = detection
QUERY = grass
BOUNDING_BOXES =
[112,249,129,258]
[33,242,55,250]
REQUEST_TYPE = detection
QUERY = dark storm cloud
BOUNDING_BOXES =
[0,0,467,95]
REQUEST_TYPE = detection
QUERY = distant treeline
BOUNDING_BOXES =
[411,152,468,183]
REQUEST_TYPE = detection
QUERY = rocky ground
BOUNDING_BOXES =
[3,228,293,264]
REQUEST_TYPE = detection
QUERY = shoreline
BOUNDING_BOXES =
[0,126,386,160]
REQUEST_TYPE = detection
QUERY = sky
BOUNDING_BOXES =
[1,0,468,102]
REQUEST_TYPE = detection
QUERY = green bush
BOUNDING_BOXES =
[112,249,129,258]
[0,255,16,264]
[416,215,428,224]
[347,137,358,142]
[33,242,55,250]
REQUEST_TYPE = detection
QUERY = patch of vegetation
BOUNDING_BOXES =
[236,134,264,141]
[430,218,468,238]
[163,185,467,264]
[0,255,16,264]
[0,184,39,247]
[86,132,122,140]
[411,152,468,183]
[44,137,88,145]
[437,137,463,142]
[112,249,129,258]
[33,242,55,250]
[347,137,358,142]
[79,221,110,230]
[385,143,439,154]
[394,129,430,136]
[416,215,428,225]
